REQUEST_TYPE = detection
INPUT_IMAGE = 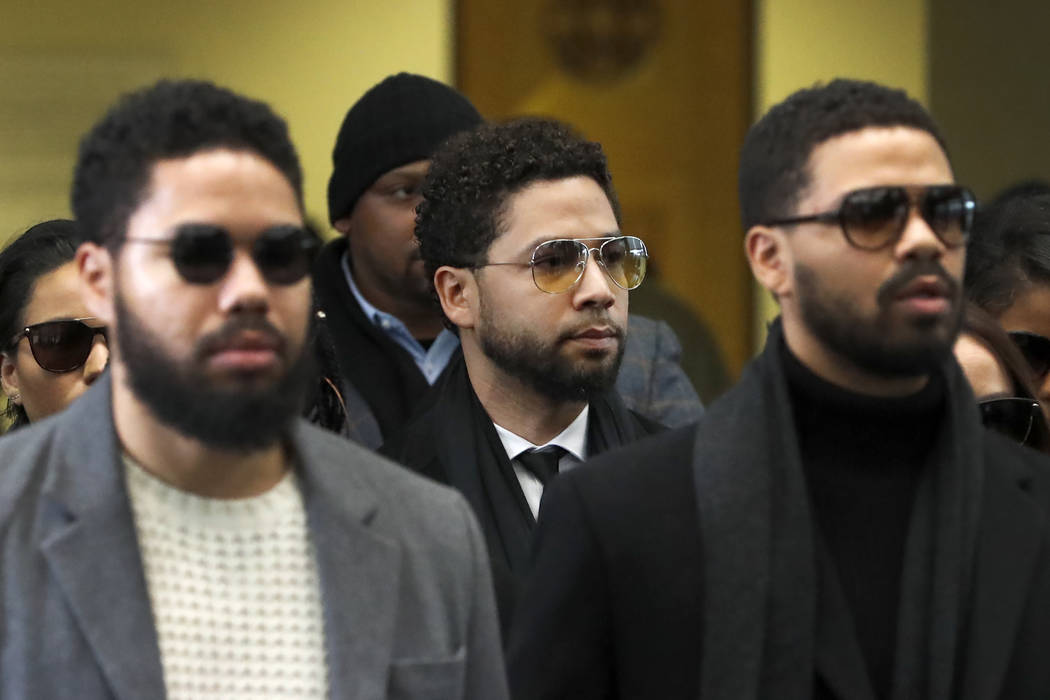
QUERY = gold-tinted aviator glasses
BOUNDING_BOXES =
[471,236,649,294]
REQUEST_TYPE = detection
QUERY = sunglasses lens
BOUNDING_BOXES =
[26,321,95,372]
[253,225,319,285]
[840,187,909,249]
[599,236,648,290]
[1009,331,1050,377]
[921,186,974,246]
[171,225,233,284]
[532,240,587,293]
[979,397,1039,445]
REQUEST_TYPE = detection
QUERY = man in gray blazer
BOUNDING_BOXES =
[0,79,508,699]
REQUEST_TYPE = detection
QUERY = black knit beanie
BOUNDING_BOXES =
[327,73,482,224]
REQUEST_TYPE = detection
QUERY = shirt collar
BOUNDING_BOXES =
[493,405,590,463]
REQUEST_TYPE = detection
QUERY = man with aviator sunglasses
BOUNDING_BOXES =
[0,79,508,699]
[312,73,701,448]
[382,118,662,636]
[509,79,1050,699]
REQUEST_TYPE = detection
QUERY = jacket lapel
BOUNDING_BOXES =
[39,376,166,700]
[294,424,402,700]
[960,448,1044,700]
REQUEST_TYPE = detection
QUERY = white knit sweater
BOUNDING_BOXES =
[124,456,329,699]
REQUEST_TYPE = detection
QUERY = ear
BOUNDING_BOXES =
[1,354,20,404]
[77,242,116,325]
[433,266,478,330]
[745,225,793,298]
[332,218,351,236]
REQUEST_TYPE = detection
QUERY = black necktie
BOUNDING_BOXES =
[516,446,567,486]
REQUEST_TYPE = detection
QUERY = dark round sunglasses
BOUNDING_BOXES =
[472,236,649,294]
[7,318,108,373]
[979,396,1043,447]
[125,223,320,286]
[1008,331,1050,378]
[762,184,977,250]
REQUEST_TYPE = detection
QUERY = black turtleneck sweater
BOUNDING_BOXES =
[780,339,945,699]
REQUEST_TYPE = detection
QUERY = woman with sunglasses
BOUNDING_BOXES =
[0,220,108,432]
[966,189,1050,413]
[954,303,1050,453]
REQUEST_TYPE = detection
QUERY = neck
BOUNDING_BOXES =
[350,260,445,341]
[110,364,288,499]
[781,314,929,398]
[461,338,586,445]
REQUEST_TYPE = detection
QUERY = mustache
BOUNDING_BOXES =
[557,312,626,342]
[876,259,960,307]
[194,317,287,359]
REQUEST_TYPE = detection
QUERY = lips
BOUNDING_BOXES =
[895,276,950,300]
[573,327,617,340]
[205,330,284,372]
[892,275,953,314]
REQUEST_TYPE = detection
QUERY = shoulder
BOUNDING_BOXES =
[0,417,65,521]
[294,420,480,548]
[627,314,683,354]
[983,428,1050,502]
[553,424,699,529]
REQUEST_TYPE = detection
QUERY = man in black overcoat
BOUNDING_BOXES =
[508,78,1050,700]
[382,118,662,635]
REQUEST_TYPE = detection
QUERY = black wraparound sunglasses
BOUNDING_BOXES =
[979,396,1043,447]
[125,223,320,286]
[762,184,977,250]
[7,318,107,373]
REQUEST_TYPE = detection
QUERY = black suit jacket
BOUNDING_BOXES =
[381,357,662,639]
[508,411,1050,700]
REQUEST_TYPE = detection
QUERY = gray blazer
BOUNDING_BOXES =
[0,376,509,700]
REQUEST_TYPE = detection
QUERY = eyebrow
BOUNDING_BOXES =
[517,231,622,258]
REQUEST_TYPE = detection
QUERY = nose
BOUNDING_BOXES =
[571,250,616,310]
[893,205,948,262]
[217,250,270,315]
[82,335,109,386]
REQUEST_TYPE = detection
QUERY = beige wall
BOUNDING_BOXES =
[0,0,452,246]
[751,0,929,347]
[929,0,1050,201]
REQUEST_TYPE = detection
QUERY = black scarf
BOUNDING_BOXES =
[311,238,431,442]
[693,319,983,700]
[383,352,660,633]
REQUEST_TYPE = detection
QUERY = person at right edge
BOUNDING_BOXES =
[508,78,1050,700]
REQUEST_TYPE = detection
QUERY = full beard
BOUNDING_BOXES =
[479,301,626,402]
[795,258,963,378]
[114,292,313,451]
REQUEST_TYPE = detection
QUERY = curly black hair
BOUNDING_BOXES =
[415,117,620,282]
[966,192,1050,315]
[738,78,948,231]
[72,79,303,247]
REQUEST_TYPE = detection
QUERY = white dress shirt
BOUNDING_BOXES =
[493,406,589,518]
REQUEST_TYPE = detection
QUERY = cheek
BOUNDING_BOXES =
[273,287,312,347]
[17,364,87,421]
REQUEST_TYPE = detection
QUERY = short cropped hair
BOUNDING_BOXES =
[966,192,1050,315]
[72,79,303,247]
[738,78,948,230]
[415,117,620,282]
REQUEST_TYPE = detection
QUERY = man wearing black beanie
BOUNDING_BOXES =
[312,73,702,447]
